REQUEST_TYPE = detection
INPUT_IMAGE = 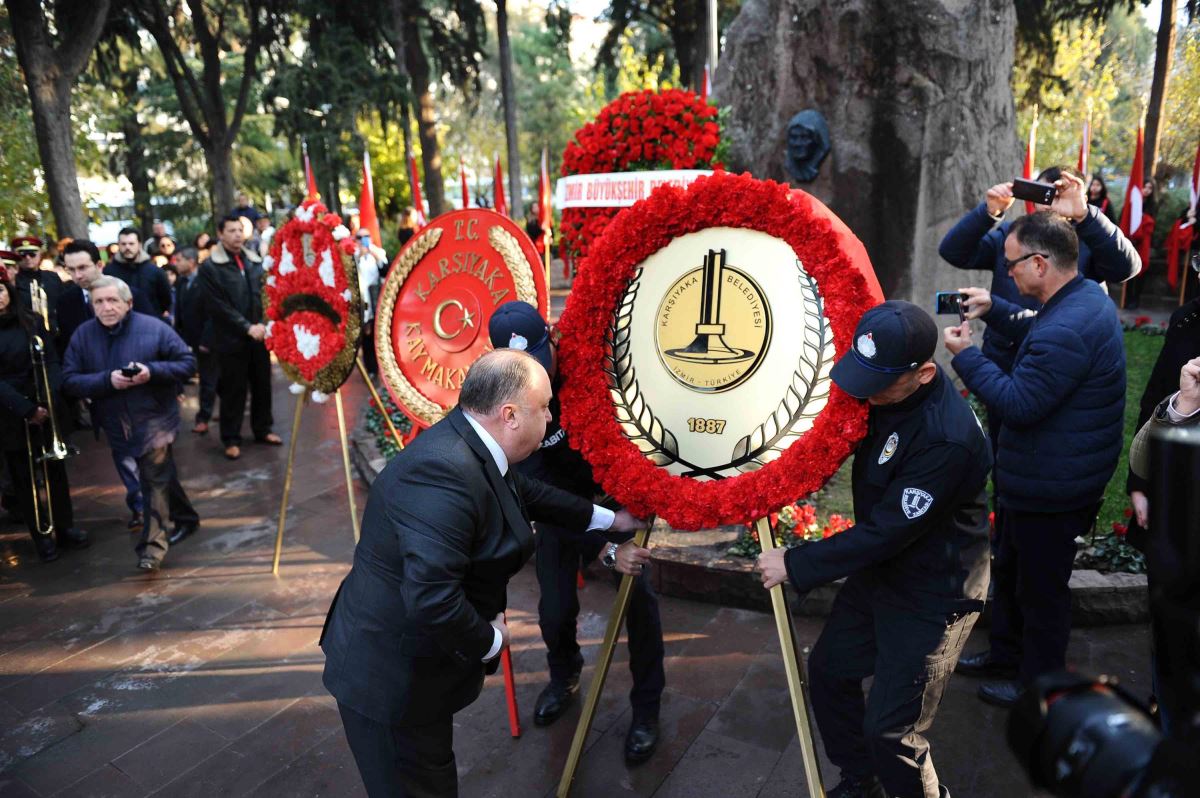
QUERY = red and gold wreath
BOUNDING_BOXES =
[558,172,878,530]
[560,88,722,262]
[262,199,362,396]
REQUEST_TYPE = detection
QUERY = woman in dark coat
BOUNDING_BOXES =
[0,279,86,561]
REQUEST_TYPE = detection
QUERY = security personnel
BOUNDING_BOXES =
[757,301,991,798]
[488,302,665,764]
[11,236,64,334]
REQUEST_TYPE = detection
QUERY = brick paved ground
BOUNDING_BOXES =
[0,366,1152,797]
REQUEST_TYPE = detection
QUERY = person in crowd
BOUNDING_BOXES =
[105,242,120,263]
[946,211,1125,708]
[396,206,418,250]
[172,247,218,435]
[320,349,644,797]
[0,249,17,279]
[757,301,991,798]
[0,278,88,562]
[354,229,385,375]
[106,227,172,320]
[253,214,275,257]
[193,232,212,264]
[145,221,169,256]
[1126,295,1200,541]
[1124,179,1158,310]
[10,236,64,335]
[488,302,665,763]
[196,214,279,459]
[155,235,177,267]
[230,191,260,224]
[525,210,545,256]
[62,276,199,571]
[1087,175,1117,224]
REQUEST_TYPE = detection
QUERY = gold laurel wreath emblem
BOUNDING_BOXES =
[376,223,542,427]
[607,265,835,478]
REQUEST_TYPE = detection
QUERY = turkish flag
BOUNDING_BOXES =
[494,155,508,218]
[358,151,381,247]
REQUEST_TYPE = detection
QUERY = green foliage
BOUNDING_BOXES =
[0,7,50,235]
[1160,22,1200,175]
[365,389,414,460]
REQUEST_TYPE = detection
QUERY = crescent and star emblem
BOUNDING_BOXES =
[433,298,476,340]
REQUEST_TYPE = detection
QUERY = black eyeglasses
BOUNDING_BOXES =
[1004,251,1049,270]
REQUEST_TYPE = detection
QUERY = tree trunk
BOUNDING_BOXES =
[717,0,1017,301]
[206,143,236,224]
[400,2,445,218]
[401,102,417,209]
[670,0,705,93]
[496,0,522,214]
[1143,0,1176,183]
[123,115,154,235]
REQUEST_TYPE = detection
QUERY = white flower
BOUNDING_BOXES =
[342,289,352,302]
[311,391,330,404]
[295,205,315,223]
[278,247,296,276]
[263,255,274,272]
[332,225,350,241]
[288,382,306,395]
[318,250,335,288]
[265,321,274,338]
[293,324,321,360]
[266,275,276,287]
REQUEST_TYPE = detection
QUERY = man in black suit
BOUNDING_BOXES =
[195,215,280,459]
[321,349,648,797]
[172,247,218,434]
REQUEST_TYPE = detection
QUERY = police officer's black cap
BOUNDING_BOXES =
[830,300,938,399]
[488,301,553,374]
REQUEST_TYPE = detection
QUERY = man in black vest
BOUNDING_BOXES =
[105,228,172,320]
[321,349,645,797]
[195,215,279,459]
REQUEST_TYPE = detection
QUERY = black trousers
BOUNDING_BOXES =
[195,349,219,423]
[809,576,976,798]
[217,342,273,445]
[4,449,74,542]
[135,444,199,564]
[535,523,665,717]
[988,504,1096,684]
[337,702,457,798]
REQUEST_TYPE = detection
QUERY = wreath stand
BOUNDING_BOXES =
[555,516,824,797]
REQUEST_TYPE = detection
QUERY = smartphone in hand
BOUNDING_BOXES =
[934,291,967,323]
[1011,178,1056,206]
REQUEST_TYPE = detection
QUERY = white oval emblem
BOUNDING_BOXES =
[857,331,876,359]
[878,431,899,464]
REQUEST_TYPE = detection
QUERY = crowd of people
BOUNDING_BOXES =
[0,192,393,570]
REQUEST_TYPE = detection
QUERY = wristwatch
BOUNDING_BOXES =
[601,542,619,569]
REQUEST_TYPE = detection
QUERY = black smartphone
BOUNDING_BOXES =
[934,291,966,322]
[1012,177,1056,205]
[119,364,140,378]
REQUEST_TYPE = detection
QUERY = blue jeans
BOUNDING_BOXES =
[111,451,143,515]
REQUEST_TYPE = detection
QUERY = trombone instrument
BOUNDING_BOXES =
[24,282,75,536]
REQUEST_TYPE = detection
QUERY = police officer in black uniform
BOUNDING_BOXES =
[757,301,991,798]
[488,302,665,764]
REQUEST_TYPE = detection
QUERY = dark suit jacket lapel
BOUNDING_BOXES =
[447,408,533,551]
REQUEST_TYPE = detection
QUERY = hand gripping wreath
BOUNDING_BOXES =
[262,199,362,398]
[557,172,882,530]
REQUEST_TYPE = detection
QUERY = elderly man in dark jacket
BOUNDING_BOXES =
[63,276,200,571]
[195,215,278,459]
[945,210,1125,708]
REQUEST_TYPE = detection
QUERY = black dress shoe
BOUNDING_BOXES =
[58,527,90,549]
[624,714,659,764]
[955,650,1018,680]
[137,557,161,572]
[978,680,1022,707]
[168,522,199,545]
[826,775,885,798]
[534,675,580,727]
[34,535,59,562]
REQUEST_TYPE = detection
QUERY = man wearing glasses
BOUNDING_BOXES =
[10,236,65,333]
[943,211,1125,708]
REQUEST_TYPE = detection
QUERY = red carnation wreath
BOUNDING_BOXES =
[557,172,875,530]
[262,199,362,397]
[560,88,722,263]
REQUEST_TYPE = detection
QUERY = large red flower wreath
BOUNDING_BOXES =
[557,172,875,530]
[560,88,721,263]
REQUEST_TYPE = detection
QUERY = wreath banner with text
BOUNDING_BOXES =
[557,172,884,530]
[560,88,722,264]
[262,199,362,399]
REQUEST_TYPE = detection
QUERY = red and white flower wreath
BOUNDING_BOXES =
[557,172,873,530]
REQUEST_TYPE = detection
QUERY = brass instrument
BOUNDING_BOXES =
[24,282,75,536]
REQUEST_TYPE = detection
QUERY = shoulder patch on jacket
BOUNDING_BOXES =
[901,488,933,519]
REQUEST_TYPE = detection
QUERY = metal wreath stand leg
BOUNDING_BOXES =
[555,517,825,797]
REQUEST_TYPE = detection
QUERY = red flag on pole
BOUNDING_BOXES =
[461,164,470,210]
[407,155,427,229]
[1165,140,1199,291]
[494,154,509,218]
[538,148,551,252]
[303,140,320,201]
[1077,100,1092,177]
[1119,121,1145,239]
[358,150,381,247]
[1022,106,1039,215]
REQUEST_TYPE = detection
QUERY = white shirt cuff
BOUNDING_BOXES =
[1166,392,1200,422]
[483,624,503,662]
[589,505,615,531]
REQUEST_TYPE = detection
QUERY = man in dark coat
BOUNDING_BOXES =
[320,349,645,797]
[172,246,218,434]
[195,214,279,459]
[758,301,992,798]
[105,227,173,320]
[10,236,64,335]
[947,211,1125,707]
[62,276,200,571]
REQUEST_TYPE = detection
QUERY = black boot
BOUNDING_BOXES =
[57,527,90,549]
[534,672,580,727]
[624,712,659,764]
[827,774,885,798]
[955,650,1017,679]
[33,534,59,562]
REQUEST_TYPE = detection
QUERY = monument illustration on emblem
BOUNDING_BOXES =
[665,249,755,364]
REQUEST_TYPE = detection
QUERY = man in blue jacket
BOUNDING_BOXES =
[63,276,201,571]
[945,211,1125,707]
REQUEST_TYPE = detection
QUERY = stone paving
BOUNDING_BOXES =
[0,366,1152,797]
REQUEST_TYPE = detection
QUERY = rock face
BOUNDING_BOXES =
[716,0,1019,303]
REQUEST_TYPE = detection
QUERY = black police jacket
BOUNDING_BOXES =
[784,368,992,613]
